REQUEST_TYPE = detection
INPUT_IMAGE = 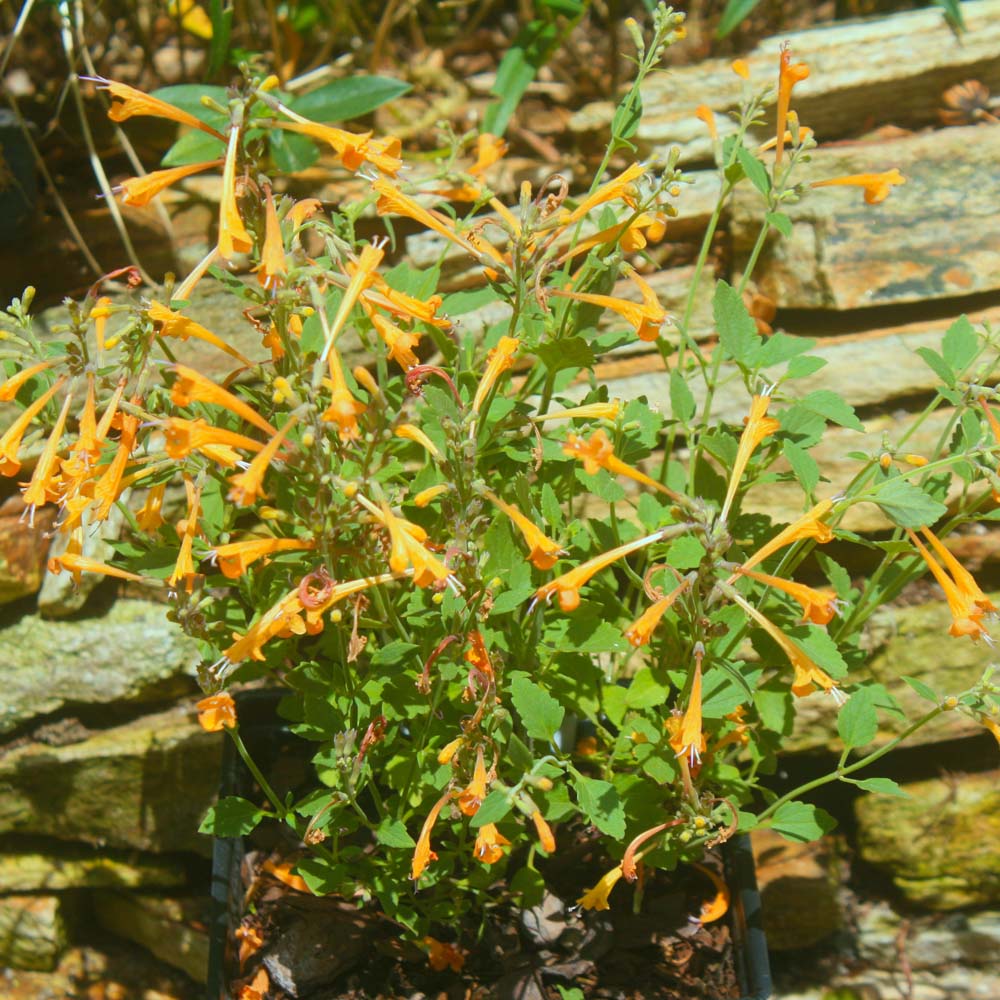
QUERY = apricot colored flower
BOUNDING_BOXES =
[115,159,222,207]
[736,499,835,575]
[411,790,452,879]
[0,357,61,403]
[669,659,704,766]
[473,823,511,864]
[740,568,840,625]
[163,417,264,467]
[148,301,253,366]
[578,865,624,910]
[360,496,456,589]
[774,45,809,167]
[0,376,66,477]
[557,214,661,263]
[396,423,441,458]
[732,59,750,79]
[558,162,645,227]
[256,188,286,290]
[321,348,366,441]
[91,409,140,521]
[228,415,298,506]
[695,104,717,141]
[625,577,691,647]
[413,484,450,507]
[811,168,906,205]
[982,714,1000,748]
[321,242,386,361]
[169,478,201,593]
[464,631,495,683]
[362,303,421,369]
[691,862,730,924]
[92,77,226,139]
[209,536,315,579]
[437,736,464,765]
[457,748,489,817]
[531,810,556,853]
[276,120,402,176]
[532,400,621,423]
[534,529,668,612]
[551,267,666,342]
[21,391,74,513]
[196,692,237,732]
[481,489,563,570]
[721,389,781,522]
[217,125,252,260]
[136,483,167,533]
[48,549,147,587]
[472,335,520,413]
[171,364,276,436]
[423,936,465,973]
[563,428,680,500]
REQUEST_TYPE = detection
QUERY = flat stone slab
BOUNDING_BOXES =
[0,848,188,892]
[0,895,69,972]
[1,600,200,737]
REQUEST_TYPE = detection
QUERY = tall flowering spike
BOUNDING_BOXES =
[481,489,563,570]
[169,477,202,593]
[740,568,840,625]
[531,810,556,853]
[906,529,993,641]
[321,347,366,441]
[625,578,691,647]
[726,586,845,700]
[171,364,277,436]
[721,389,781,522]
[321,242,386,362]
[148,302,253,367]
[457,747,489,817]
[218,125,252,260]
[668,658,704,766]
[411,791,452,880]
[228,415,298,506]
[563,428,682,502]
[256,188,287,290]
[551,267,667,343]
[92,78,227,140]
[559,162,645,227]
[472,336,520,414]
[209,537,315,579]
[774,45,809,167]
[21,390,74,512]
[473,823,511,865]
[577,865,625,911]
[737,499,835,575]
[811,169,906,205]
[535,529,667,612]
[0,376,66,477]
[115,159,222,207]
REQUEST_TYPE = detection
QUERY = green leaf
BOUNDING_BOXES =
[611,94,643,145]
[482,19,559,137]
[289,76,411,122]
[511,866,546,906]
[566,616,629,654]
[941,315,978,373]
[931,0,966,31]
[713,280,761,368]
[666,534,706,570]
[669,368,696,422]
[902,675,939,703]
[717,0,763,37]
[510,674,565,742]
[765,210,793,238]
[872,477,947,529]
[371,641,419,667]
[198,796,265,837]
[376,818,416,848]
[854,776,909,798]
[507,733,535,772]
[470,789,512,828]
[837,686,878,748]
[161,128,227,167]
[268,129,319,173]
[916,347,955,389]
[759,332,815,367]
[785,355,827,380]
[573,775,626,838]
[782,440,820,494]
[771,801,836,843]
[206,0,234,75]
[625,668,670,709]
[798,390,864,432]
[536,336,595,374]
[150,84,230,126]
[736,146,770,195]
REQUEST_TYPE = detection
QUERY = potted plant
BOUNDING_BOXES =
[3,4,1000,997]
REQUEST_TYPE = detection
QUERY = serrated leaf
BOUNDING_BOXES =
[736,146,770,195]
[536,336,595,374]
[941,315,978,372]
[902,675,939,703]
[872,478,947,529]
[916,346,955,389]
[510,674,564,742]
[289,76,411,122]
[574,775,626,838]
[838,686,878,748]
[669,368,696,422]
[376,818,416,848]
[782,440,819,494]
[625,668,670,709]
[198,796,265,837]
[798,390,864,432]
[371,641,418,666]
[666,534,706,570]
[759,332,815,367]
[771,801,836,843]
[470,788,513,828]
[714,280,762,368]
[785,355,827,380]
[854,776,909,798]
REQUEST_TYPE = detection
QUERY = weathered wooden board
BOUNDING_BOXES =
[732,124,1000,309]
[571,0,1000,165]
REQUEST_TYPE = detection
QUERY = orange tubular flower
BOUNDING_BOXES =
[396,423,441,458]
[625,577,691,647]
[736,499,835,575]
[727,586,845,701]
[472,335,520,413]
[423,937,465,973]
[774,45,809,168]
[413,484,450,507]
[321,242,386,361]
[196,692,237,732]
[0,357,61,402]
[695,104,718,141]
[136,483,167,533]
[210,537,315,579]
[91,408,140,522]
[115,159,223,207]
[0,376,66,477]
[457,748,489,817]
[558,162,645,228]
[532,401,621,423]
[668,659,704,766]
[218,125,253,260]
[811,168,906,205]
[907,528,995,641]
[551,267,667,343]
[171,364,277,436]
[578,865,625,911]
[534,529,668,612]
[227,415,298,506]
[275,120,402,176]
[464,630,495,684]
[48,550,148,587]
[361,304,421,370]
[481,489,563,570]
[256,188,286,290]
[556,214,660,264]
[982,714,1000,748]
[473,823,511,865]
[411,791,453,880]
[148,301,253,367]
[720,389,781,522]
[22,391,74,512]
[163,417,265,466]
[739,568,840,625]
[361,495,456,589]
[691,862,731,924]
[363,278,447,329]
[563,428,681,501]
[321,348,366,441]
[531,810,556,853]
[92,77,227,139]
[169,478,202,593]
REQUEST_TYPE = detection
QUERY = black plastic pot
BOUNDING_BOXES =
[206,690,772,1000]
